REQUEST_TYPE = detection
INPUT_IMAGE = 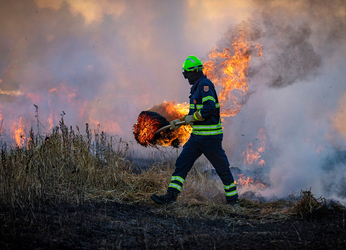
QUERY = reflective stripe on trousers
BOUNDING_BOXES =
[167,135,238,200]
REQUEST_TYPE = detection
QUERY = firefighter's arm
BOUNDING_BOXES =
[200,100,215,118]
[185,82,216,124]
[199,82,216,119]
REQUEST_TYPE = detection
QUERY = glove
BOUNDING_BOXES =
[184,115,196,125]
[170,118,185,130]
[184,111,205,125]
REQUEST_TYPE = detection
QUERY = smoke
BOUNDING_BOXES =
[216,0,346,200]
[0,0,194,138]
[255,0,346,88]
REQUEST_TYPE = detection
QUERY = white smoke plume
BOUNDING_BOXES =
[218,0,346,201]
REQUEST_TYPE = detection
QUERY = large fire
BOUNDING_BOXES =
[204,34,262,117]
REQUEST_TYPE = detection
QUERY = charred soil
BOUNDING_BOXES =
[1,199,345,250]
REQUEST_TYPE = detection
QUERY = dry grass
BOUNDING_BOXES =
[0,119,344,221]
[0,119,134,207]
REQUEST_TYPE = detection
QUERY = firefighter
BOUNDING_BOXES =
[151,55,239,205]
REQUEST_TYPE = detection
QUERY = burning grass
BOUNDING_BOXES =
[133,110,191,148]
[1,119,344,220]
[133,110,170,147]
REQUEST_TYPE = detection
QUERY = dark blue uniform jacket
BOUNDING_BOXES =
[189,75,223,140]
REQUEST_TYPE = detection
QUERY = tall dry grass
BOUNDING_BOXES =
[0,118,140,207]
[1,118,343,220]
[0,117,222,207]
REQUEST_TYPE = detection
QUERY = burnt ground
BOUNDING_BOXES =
[0,200,345,250]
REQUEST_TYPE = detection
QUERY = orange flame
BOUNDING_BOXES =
[11,117,27,147]
[149,101,189,120]
[236,128,268,189]
[234,174,267,190]
[149,101,192,146]
[242,128,266,166]
[204,33,262,117]
[133,110,191,147]
[157,125,192,147]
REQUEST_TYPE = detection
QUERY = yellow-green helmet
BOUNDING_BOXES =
[182,55,203,72]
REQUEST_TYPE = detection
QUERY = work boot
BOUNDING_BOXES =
[151,190,178,205]
[227,199,240,206]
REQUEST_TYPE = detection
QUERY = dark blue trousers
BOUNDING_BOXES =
[167,134,238,201]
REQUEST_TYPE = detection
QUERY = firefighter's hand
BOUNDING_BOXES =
[184,115,196,125]
[185,111,204,125]
[170,119,183,130]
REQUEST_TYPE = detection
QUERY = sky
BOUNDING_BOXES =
[1,0,346,201]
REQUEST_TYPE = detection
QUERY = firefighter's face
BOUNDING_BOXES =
[182,70,195,85]
[182,70,189,79]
